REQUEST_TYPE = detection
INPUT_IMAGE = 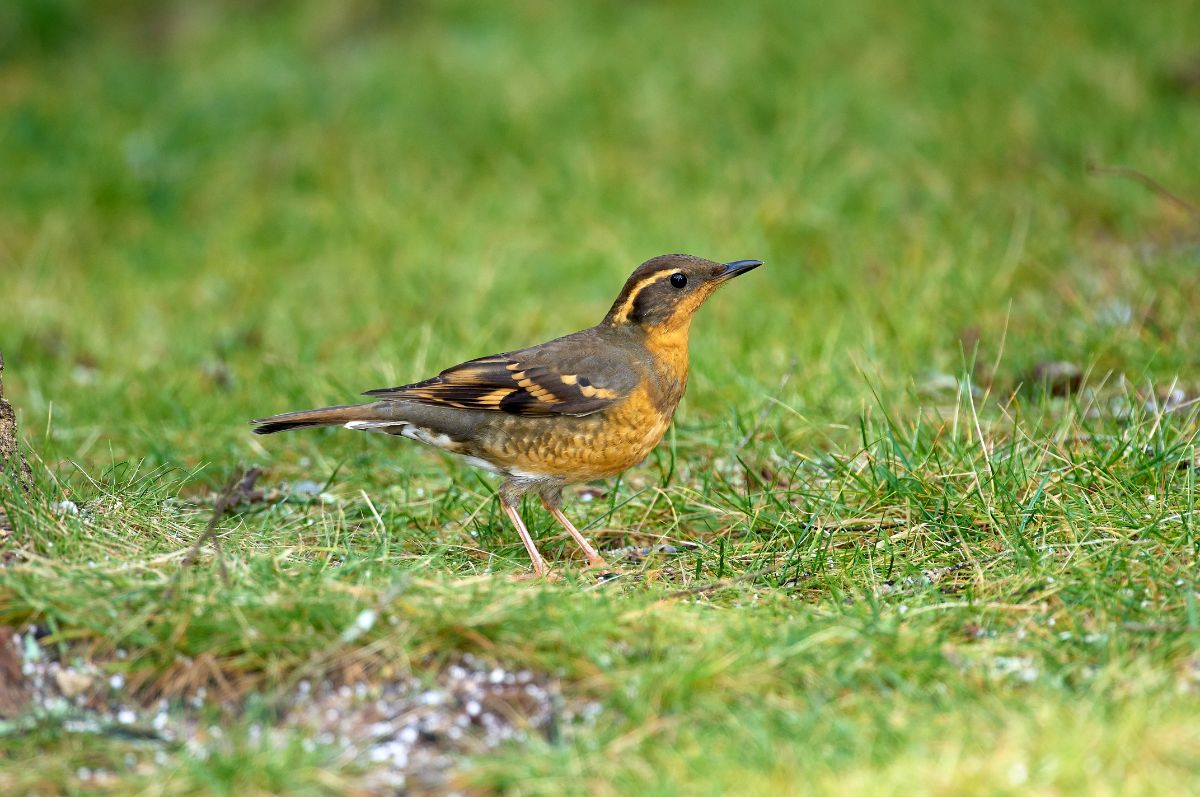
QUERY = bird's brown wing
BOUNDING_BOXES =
[363,331,640,417]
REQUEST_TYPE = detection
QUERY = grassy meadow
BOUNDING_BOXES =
[2,0,1200,793]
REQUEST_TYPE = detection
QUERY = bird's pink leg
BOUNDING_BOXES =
[541,498,608,568]
[501,499,547,576]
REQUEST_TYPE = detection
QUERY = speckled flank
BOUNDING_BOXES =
[475,384,678,481]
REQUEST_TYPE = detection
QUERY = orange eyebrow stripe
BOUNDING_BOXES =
[610,272,672,324]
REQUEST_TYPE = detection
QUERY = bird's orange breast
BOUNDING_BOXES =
[466,322,693,483]
[474,382,679,482]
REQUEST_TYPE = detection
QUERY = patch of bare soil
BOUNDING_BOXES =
[1,628,590,793]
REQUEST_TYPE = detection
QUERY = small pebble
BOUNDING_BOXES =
[292,480,322,498]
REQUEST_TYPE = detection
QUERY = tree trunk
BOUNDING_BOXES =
[0,352,32,535]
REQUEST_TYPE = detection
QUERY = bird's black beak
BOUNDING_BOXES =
[719,259,763,279]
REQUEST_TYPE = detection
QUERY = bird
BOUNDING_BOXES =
[251,254,762,576]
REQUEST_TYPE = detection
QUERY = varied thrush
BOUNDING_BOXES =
[252,254,762,576]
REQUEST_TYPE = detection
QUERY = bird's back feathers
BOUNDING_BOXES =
[362,329,641,418]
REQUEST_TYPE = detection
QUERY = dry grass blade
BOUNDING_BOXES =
[168,466,263,595]
[1087,161,1200,219]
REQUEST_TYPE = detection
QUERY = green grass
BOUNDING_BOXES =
[2,0,1200,793]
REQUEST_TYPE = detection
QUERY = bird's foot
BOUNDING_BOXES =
[508,569,562,583]
[583,554,611,570]
[580,555,622,582]
[591,569,623,584]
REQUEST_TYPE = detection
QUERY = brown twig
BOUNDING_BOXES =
[662,517,906,600]
[168,467,262,597]
[664,547,1011,601]
[1086,161,1200,219]
[664,561,790,600]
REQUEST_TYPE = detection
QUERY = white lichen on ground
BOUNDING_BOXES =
[1,628,589,793]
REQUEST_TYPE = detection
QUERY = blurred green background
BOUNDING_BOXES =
[3,0,1198,472]
[3,2,1200,794]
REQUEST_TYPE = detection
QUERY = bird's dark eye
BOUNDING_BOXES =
[669,272,687,289]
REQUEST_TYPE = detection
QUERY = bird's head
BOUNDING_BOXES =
[603,254,762,333]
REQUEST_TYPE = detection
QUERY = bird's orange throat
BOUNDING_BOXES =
[642,316,692,388]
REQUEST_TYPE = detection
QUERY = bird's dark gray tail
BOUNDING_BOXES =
[251,404,377,435]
